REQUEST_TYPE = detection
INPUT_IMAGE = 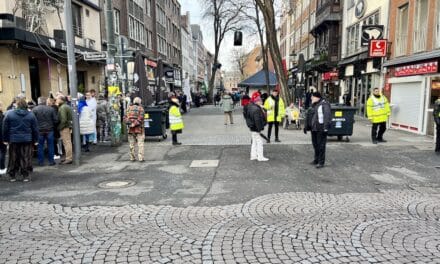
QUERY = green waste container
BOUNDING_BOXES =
[144,107,168,140]
[328,105,357,142]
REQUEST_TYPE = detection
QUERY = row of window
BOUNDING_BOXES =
[346,12,379,55]
[395,0,440,56]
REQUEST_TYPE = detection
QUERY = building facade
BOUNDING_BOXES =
[0,0,104,103]
[339,0,390,116]
[180,12,194,92]
[384,0,440,135]
[310,0,342,103]
[191,24,206,93]
[286,0,316,102]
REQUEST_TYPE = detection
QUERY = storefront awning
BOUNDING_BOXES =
[338,51,369,66]
[383,50,440,67]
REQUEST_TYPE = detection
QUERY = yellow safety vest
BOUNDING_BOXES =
[264,96,286,122]
[366,95,390,123]
[169,105,184,131]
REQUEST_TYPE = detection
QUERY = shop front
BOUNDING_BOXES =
[339,53,381,117]
[321,70,340,103]
[385,59,440,135]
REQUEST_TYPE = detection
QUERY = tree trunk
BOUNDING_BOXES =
[255,0,291,104]
[254,1,270,93]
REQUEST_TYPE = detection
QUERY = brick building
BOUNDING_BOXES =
[384,0,440,135]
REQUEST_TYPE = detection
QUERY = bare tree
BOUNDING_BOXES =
[240,0,271,93]
[230,47,248,79]
[255,0,291,103]
[202,0,245,101]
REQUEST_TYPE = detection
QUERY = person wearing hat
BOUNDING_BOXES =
[306,92,331,168]
[264,88,285,143]
[169,97,184,145]
[243,92,268,161]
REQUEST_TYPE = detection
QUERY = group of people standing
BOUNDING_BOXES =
[0,89,116,182]
[243,86,394,168]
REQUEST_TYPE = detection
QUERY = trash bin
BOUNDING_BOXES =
[328,105,357,142]
[144,107,168,140]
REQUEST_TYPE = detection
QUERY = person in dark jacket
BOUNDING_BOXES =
[243,92,268,162]
[3,98,39,182]
[32,97,58,166]
[56,95,73,164]
[305,92,331,168]
[0,101,6,175]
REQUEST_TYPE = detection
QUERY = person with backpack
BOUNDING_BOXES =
[243,92,268,162]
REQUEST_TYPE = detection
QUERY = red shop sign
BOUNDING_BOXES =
[394,61,438,77]
[322,71,338,81]
[369,39,388,57]
[144,59,157,68]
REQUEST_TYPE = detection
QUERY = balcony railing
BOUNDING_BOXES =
[73,24,83,38]
[395,34,407,57]
[413,29,426,52]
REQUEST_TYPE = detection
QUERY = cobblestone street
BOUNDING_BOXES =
[1,106,440,263]
[1,191,440,263]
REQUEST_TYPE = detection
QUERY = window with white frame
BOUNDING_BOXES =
[113,9,120,34]
[395,4,409,56]
[146,0,152,17]
[310,12,315,29]
[346,23,360,55]
[72,3,82,37]
[436,1,440,48]
[413,0,428,52]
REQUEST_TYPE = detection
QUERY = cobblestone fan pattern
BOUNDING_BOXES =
[1,191,440,263]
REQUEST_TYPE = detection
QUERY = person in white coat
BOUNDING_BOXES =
[78,96,95,152]
[86,89,98,144]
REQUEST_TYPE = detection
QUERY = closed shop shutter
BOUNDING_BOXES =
[390,82,422,131]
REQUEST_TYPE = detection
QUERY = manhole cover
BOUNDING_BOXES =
[190,160,219,168]
[98,180,136,189]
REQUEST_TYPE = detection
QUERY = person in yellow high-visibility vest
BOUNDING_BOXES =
[366,87,391,144]
[169,97,184,145]
[264,88,285,143]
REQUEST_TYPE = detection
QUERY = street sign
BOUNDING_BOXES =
[83,51,107,61]
[369,39,387,57]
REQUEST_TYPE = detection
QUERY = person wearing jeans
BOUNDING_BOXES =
[32,97,58,166]
[37,131,55,165]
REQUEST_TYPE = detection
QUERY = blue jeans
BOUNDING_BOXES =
[38,131,55,165]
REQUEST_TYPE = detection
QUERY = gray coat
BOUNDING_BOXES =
[220,94,234,112]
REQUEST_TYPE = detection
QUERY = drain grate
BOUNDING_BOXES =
[98,180,136,189]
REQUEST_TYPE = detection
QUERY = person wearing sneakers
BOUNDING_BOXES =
[169,97,184,145]
[243,92,268,162]
[264,88,285,143]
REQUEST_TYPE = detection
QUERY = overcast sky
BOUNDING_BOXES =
[180,0,255,71]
